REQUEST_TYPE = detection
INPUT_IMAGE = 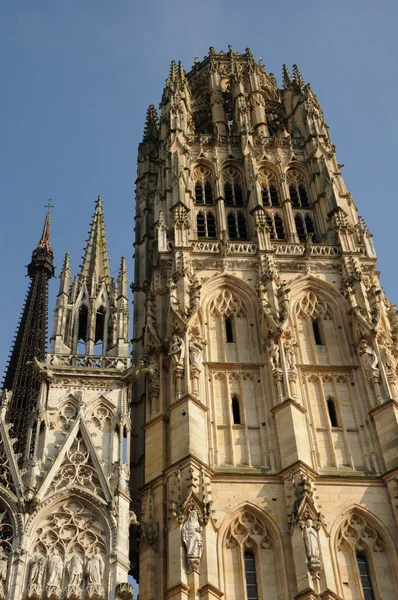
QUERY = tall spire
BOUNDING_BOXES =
[2,208,55,460]
[79,196,110,293]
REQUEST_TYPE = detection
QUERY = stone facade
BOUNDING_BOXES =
[130,49,398,599]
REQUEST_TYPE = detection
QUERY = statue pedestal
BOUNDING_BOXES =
[65,584,83,600]
[84,584,105,600]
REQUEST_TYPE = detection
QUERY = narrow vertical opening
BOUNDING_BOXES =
[290,184,300,207]
[356,554,375,600]
[77,305,88,354]
[29,421,37,460]
[244,550,259,600]
[327,397,339,427]
[195,183,204,204]
[231,395,241,424]
[274,214,285,240]
[122,426,128,463]
[204,182,214,205]
[270,185,279,206]
[197,212,206,237]
[227,212,238,239]
[206,212,216,237]
[94,307,106,355]
[312,319,323,345]
[225,317,234,343]
[299,183,309,207]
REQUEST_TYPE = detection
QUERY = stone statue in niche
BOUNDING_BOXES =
[169,335,185,365]
[0,548,8,598]
[46,549,64,594]
[86,547,105,597]
[67,554,83,587]
[303,519,320,560]
[302,518,322,579]
[189,339,203,369]
[181,509,203,573]
[269,338,280,370]
[358,339,380,383]
[284,339,296,370]
[28,554,45,594]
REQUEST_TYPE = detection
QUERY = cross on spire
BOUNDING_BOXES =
[45,197,54,211]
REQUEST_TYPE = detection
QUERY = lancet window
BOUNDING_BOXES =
[288,169,310,208]
[223,511,279,600]
[258,169,280,206]
[336,513,396,599]
[222,167,248,239]
[193,92,212,134]
[194,165,214,205]
[295,213,316,242]
[197,210,217,238]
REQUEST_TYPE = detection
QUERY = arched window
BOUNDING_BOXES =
[225,317,234,343]
[77,305,88,354]
[244,550,259,600]
[197,210,217,238]
[94,307,106,355]
[223,167,244,206]
[288,169,311,208]
[228,211,248,240]
[265,212,285,240]
[327,397,339,427]
[194,165,214,205]
[259,169,280,207]
[231,395,241,424]
[312,318,323,345]
[356,554,375,600]
[294,212,317,242]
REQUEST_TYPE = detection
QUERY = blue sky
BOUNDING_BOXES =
[1,0,398,376]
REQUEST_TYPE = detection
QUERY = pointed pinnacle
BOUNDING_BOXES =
[292,64,305,89]
[62,252,71,272]
[39,210,51,246]
[80,196,110,290]
[143,105,159,142]
[282,64,292,87]
[169,60,177,82]
[178,61,186,84]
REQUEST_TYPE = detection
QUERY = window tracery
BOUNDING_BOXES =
[337,514,385,554]
[0,504,14,555]
[258,169,280,206]
[50,433,105,499]
[287,169,310,208]
[296,291,332,321]
[193,165,214,205]
[197,210,217,238]
[209,289,246,317]
[223,167,244,206]
[0,439,16,495]
[225,511,273,550]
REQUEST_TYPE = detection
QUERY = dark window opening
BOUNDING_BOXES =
[244,551,259,600]
[77,306,88,343]
[29,421,37,460]
[270,186,279,206]
[227,212,238,239]
[197,212,206,237]
[204,182,213,204]
[305,214,316,240]
[290,184,300,207]
[95,308,105,344]
[237,212,248,239]
[225,317,234,343]
[232,395,241,424]
[234,184,243,206]
[225,182,234,205]
[327,398,339,427]
[262,187,270,205]
[356,554,375,600]
[224,182,244,206]
[206,212,216,237]
[299,184,309,207]
[295,214,306,242]
[195,183,204,204]
[274,215,285,240]
[312,319,323,345]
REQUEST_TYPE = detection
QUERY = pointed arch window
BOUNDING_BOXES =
[228,211,248,240]
[356,554,375,600]
[197,210,217,238]
[288,169,310,208]
[223,167,244,206]
[259,169,280,207]
[327,397,339,427]
[295,213,317,242]
[193,92,213,134]
[244,550,259,600]
[231,394,241,424]
[194,165,214,205]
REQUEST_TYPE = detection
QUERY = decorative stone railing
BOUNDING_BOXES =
[187,134,240,145]
[47,354,131,369]
[273,243,341,257]
[190,241,220,253]
[228,242,258,254]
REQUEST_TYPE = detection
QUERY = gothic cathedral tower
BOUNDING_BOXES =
[0,198,135,600]
[131,48,398,600]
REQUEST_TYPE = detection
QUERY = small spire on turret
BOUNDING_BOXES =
[58,252,71,297]
[269,72,278,90]
[143,105,159,142]
[292,64,305,90]
[178,61,186,85]
[118,256,128,299]
[79,196,110,293]
[282,64,292,88]
[167,60,178,85]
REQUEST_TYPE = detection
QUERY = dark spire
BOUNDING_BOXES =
[143,105,159,142]
[2,208,54,460]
